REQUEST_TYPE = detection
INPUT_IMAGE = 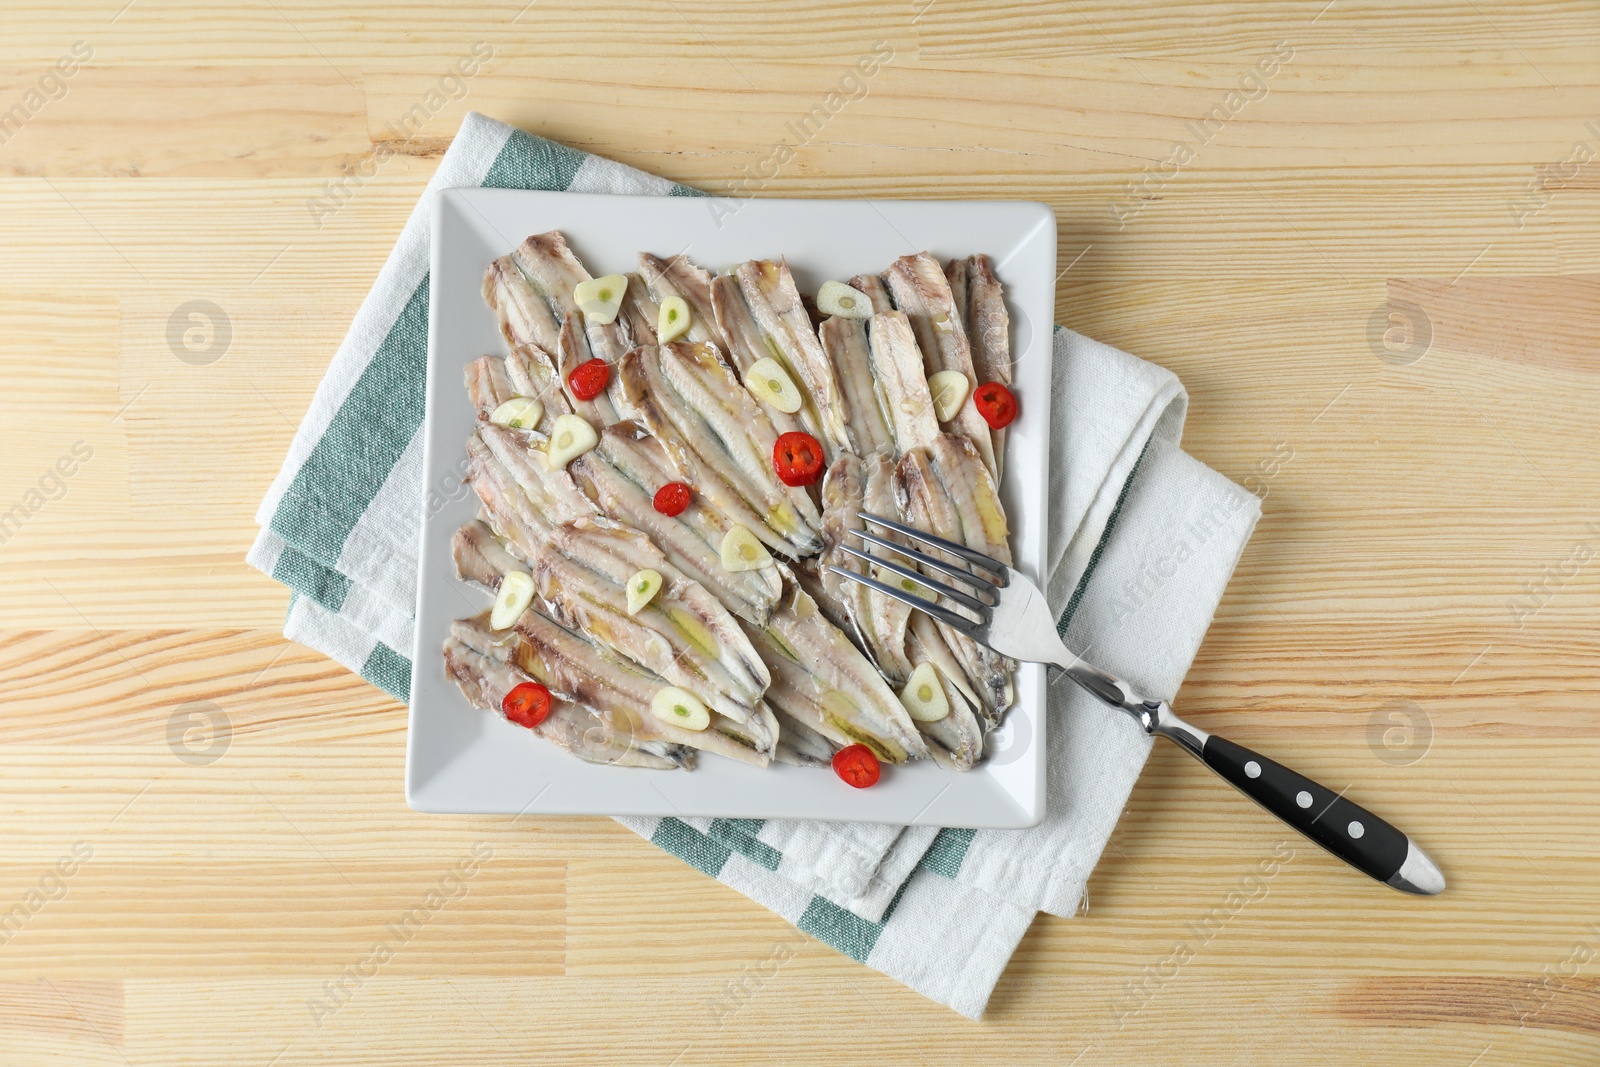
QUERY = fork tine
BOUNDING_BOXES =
[848,528,1000,591]
[828,566,982,638]
[835,544,993,615]
[856,512,1008,579]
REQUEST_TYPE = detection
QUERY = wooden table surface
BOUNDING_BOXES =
[3,1,1598,1063]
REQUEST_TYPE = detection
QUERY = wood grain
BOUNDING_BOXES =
[2,0,1598,1063]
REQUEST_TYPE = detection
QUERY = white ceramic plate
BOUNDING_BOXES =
[409,187,1056,827]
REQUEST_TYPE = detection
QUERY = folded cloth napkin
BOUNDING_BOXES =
[247,111,1260,1019]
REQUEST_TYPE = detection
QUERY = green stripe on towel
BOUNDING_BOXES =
[797,880,910,963]
[361,642,413,703]
[268,279,430,565]
[482,130,586,192]
[272,545,350,613]
[651,817,732,877]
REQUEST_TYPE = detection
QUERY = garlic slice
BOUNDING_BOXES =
[817,280,872,320]
[625,568,663,615]
[650,686,710,731]
[926,371,970,423]
[545,413,598,469]
[720,525,772,572]
[657,296,691,343]
[745,356,803,414]
[573,274,628,325]
[490,570,535,630]
[877,564,935,601]
[899,662,950,722]
[489,396,543,430]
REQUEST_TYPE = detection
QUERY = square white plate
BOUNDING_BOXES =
[409,187,1056,827]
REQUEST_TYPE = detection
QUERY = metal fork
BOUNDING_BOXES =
[830,512,1445,896]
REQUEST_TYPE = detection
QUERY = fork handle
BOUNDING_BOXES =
[1148,706,1445,895]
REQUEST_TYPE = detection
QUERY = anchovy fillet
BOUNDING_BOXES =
[465,356,515,423]
[817,317,895,458]
[741,575,927,763]
[466,350,567,435]
[769,705,838,767]
[819,453,914,684]
[455,609,769,767]
[569,423,782,625]
[454,519,772,743]
[483,255,562,353]
[638,252,730,352]
[948,254,1011,477]
[884,253,998,476]
[619,342,823,558]
[512,231,635,423]
[617,270,660,347]
[903,620,984,770]
[867,311,940,455]
[735,260,854,459]
[848,274,895,315]
[896,439,1011,718]
[445,620,691,769]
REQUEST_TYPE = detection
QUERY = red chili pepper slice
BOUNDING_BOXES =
[832,744,881,788]
[568,358,611,402]
[973,381,1017,429]
[773,431,824,487]
[653,481,691,517]
[502,681,552,729]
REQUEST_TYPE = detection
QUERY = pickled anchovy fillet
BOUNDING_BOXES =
[619,342,823,558]
[444,621,691,769]
[947,254,1011,477]
[884,252,998,476]
[454,519,773,742]
[818,454,914,684]
[569,423,782,626]
[770,704,837,767]
[464,356,515,423]
[848,274,895,315]
[735,259,854,459]
[741,576,927,764]
[476,424,598,531]
[904,619,984,771]
[617,270,660,348]
[512,231,633,423]
[866,311,940,455]
[708,272,818,444]
[483,255,562,353]
[451,611,770,767]
[896,439,1011,718]
[949,255,1011,389]
[817,317,895,458]
[466,349,568,435]
[638,251,730,352]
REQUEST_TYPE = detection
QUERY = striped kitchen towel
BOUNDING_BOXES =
[248,111,1258,1018]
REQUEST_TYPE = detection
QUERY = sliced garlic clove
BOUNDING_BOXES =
[817,280,871,320]
[932,310,954,333]
[720,525,772,572]
[745,356,803,414]
[545,413,598,469]
[657,296,691,343]
[876,564,935,601]
[489,570,535,630]
[926,370,970,423]
[489,396,544,430]
[899,661,950,722]
[625,568,663,615]
[573,274,628,325]
[650,686,710,731]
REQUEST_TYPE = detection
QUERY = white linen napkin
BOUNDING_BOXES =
[246,111,1259,1018]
